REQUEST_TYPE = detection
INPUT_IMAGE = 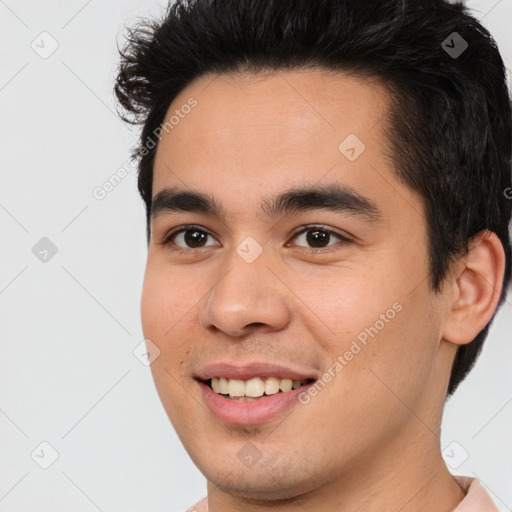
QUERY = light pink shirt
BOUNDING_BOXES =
[187,477,499,511]
[452,477,500,512]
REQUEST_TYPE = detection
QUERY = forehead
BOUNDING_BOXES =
[152,69,407,219]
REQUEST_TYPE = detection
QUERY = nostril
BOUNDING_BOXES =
[246,322,267,329]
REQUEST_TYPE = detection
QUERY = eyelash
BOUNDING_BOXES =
[159,224,350,253]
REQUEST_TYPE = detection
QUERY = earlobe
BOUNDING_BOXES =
[442,230,505,346]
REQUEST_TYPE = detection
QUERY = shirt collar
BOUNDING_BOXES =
[452,477,500,511]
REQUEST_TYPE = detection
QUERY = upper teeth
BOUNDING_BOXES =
[211,377,307,397]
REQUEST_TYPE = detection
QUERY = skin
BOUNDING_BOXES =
[140,69,505,511]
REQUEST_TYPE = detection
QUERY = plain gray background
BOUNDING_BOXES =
[0,1,511,511]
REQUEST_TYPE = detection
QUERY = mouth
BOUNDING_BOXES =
[196,375,318,425]
[203,376,317,401]
[195,362,320,425]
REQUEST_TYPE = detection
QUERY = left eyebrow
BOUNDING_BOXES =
[261,184,382,223]
[150,183,382,223]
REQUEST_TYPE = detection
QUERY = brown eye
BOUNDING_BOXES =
[166,227,219,249]
[183,229,208,247]
[293,227,346,249]
[306,229,331,247]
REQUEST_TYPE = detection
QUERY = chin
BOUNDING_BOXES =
[198,455,325,503]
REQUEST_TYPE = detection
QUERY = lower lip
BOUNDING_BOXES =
[197,380,315,425]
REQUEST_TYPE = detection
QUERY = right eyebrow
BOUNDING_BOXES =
[151,188,224,219]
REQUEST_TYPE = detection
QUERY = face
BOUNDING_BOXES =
[141,69,452,501]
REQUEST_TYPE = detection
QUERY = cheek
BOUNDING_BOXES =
[141,266,195,425]
[331,288,440,420]
[141,260,197,338]
[288,259,436,394]
[295,302,437,461]
[286,263,399,342]
[140,263,197,396]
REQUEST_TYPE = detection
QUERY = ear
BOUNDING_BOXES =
[442,230,506,346]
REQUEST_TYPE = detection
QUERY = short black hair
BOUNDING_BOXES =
[115,0,512,395]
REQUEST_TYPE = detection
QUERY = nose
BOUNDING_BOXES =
[198,249,292,338]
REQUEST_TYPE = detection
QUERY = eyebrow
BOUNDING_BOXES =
[150,184,382,223]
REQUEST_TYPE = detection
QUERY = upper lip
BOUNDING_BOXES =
[196,362,319,382]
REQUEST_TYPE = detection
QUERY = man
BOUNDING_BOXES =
[115,0,511,510]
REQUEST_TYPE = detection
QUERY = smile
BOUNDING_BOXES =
[208,376,315,400]
[197,377,317,425]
